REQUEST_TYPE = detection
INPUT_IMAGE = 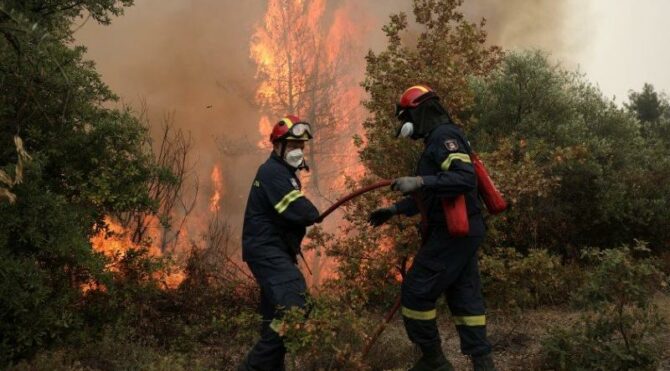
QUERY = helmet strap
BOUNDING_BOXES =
[279,140,287,159]
[299,159,310,172]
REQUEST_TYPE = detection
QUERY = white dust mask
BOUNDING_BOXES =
[284,148,304,168]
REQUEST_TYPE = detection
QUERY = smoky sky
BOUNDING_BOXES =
[75,0,580,231]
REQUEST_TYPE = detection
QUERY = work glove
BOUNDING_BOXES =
[368,205,397,227]
[391,176,424,194]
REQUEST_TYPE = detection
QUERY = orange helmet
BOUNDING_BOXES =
[269,115,313,143]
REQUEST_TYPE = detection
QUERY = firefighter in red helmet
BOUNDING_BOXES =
[368,86,496,371]
[239,115,319,371]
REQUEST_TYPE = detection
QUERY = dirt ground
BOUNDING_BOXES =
[362,294,670,371]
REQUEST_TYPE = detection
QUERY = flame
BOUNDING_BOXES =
[209,164,223,213]
[89,216,184,290]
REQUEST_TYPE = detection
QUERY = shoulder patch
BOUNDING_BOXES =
[444,139,459,152]
[290,178,300,190]
[253,180,260,187]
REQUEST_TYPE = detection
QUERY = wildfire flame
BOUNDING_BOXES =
[89,216,184,290]
[209,164,224,213]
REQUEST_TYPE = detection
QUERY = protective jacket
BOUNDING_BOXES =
[394,122,485,236]
[242,152,319,262]
[395,121,492,359]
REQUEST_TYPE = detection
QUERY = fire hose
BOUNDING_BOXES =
[315,179,393,222]
[313,179,405,358]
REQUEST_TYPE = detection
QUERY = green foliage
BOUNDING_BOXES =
[277,294,372,370]
[9,240,260,370]
[471,51,670,254]
[0,0,158,365]
[542,243,667,370]
[480,248,581,310]
[626,83,669,125]
[0,165,105,362]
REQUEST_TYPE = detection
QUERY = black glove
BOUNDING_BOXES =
[391,176,424,194]
[368,206,397,227]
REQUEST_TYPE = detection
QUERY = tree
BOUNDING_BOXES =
[0,0,162,363]
[626,83,670,142]
[627,83,668,124]
[250,0,357,200]
[471,51,670,254]
[323,0,502,303]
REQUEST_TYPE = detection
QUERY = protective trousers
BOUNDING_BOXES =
[401,227,491,357]
[240,256,307,371]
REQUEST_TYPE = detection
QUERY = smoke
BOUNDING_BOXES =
[461,0,587,64]
[76,1,265,227]
[75,0,577,234]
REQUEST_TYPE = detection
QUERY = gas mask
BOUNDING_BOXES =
[284,148,305,169]
[398,122,415,138]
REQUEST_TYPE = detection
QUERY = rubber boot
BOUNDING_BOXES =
[408,343,454,371]
[472,353,497,371]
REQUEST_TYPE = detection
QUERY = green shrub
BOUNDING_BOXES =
[274,294,373,370]
[542,243,667,370]
[480,247,580,310]
[10,324,197,371]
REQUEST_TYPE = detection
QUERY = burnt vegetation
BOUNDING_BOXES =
[1,0,669,370]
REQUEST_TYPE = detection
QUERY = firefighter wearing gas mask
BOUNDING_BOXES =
[239,115,319,371]
[368,86,496,371]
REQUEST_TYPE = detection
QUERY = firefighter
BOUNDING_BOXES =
[238,115,319,371]
[368,86,496,371]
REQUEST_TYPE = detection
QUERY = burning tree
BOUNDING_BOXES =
[250,0,365,199]
[250,0,366,283]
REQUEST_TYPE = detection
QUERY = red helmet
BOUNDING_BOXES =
[396,85,437,116]
[269,115,313,143]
